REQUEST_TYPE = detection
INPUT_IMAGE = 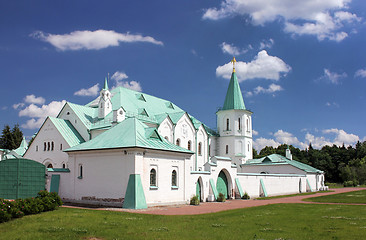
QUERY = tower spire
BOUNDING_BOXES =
[231,57,237,73]
[104,76,109,90]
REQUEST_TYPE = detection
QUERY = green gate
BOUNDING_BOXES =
[0,158,46,199]
[196,179,201,201]
[217,170,228,198]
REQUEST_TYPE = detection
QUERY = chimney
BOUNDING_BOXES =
[286,147,292,160]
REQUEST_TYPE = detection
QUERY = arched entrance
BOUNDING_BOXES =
[299,179,302,193]
[217,170,229,198]
[196,177,203,201]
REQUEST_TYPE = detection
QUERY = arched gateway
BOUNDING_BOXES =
[217,170,229,198]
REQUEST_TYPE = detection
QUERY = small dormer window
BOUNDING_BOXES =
[106,93,109,97]
[66,112,70,115]
[119,110,123,115]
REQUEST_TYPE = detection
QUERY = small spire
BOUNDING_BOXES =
[231,57,237,73]
[104,77,109,90]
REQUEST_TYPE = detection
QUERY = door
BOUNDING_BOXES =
[196,180,201,201]
[216,171,228,198]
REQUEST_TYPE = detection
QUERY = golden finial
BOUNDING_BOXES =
[231,57,237,72]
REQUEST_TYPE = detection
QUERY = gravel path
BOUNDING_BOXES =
[63,187,366,216]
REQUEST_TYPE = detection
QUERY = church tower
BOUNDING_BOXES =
[98,77,112,119]
[216,57,253,165]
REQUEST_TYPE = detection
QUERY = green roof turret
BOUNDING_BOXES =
[103,77,109,90]
[222,57,246,110]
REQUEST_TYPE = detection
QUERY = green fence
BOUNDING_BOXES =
[0,158,46,199]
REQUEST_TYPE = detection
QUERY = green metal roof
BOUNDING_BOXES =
[222,71,246,110]
[243,154,323,173]
[65,117,194,154]
[49,117,85,147]
[13,136,28,156]
[62,102,99,129]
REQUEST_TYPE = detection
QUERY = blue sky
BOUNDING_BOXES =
[1,0,365,150]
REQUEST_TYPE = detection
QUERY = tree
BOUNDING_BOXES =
[0,124,23,150]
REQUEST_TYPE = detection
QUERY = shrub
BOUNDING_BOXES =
[344,181,354,187]
[242,192,250,200]
[190,195,200,205]
[217,193,226,202]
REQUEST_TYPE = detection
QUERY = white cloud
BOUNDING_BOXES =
[111,71,129,82]
[304,133,334,149]
[220,42,247,55]
[325,102,339,108]
[21,118,46,129]
[355,68,366,78]
[322,68,347,84]
[323,128,359,146]
[259,39,274,50]
[253,137,280,151]
[111,71,142,92]
[24,94,46,105]
[252,130,259,136]
[203,0,360,41]
[274,130,307,149]
[74,84,100,97]
[254,83,283,95]
[31,29,163,51]
[18,100,66,129]
[12,103,25,109]
[216,50,291,82]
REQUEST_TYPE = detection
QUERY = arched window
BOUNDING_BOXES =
[51,142,54,151]
[188,141,191,150]
[60,144,63,150]
[44,142,46,151]
[164,136,169,141]
[62,163,66,169]
[226,118,230,131]
[248,143,250,152]
[226,145,229,154]
[150,169,157,187]
[238,118,241,130]
[79,165,83,179]
[246,118,249,131]
[47,142,50,151]
[171,170,177,187]
[47,163,53,168]
[36,145,38,152]
[176,138,180,146]
[198,142,202,155]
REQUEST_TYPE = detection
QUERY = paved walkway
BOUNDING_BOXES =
[64,187,366,216]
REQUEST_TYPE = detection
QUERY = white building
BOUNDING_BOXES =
[24,60,325,208]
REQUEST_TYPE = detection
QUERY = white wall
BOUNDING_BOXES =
[24,118,70,168]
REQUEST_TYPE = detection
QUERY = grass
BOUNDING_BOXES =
[256,191,332,200]
[1,203,366,239]
[305,190,366,204]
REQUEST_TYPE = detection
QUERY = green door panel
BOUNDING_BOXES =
[216,171,228,198]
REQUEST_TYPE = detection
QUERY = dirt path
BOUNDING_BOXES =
[63,187,366,216]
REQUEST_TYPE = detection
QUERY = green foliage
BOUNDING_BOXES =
[242,192,250,200]
[217,193,226,202]
[190,195,200,205]
[0,191,62,223]
[0,124,23,150]
[305,189,366,204]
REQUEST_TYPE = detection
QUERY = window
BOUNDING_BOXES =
[176,138,180,146]
[36,145,38,152]
[226,145,229,154]
[47,163,53,168]
[78,165,83,179]
[60,144,63,150]
[150,169,157,187]
[188,141,191,150]
[198,142,202,155]
[171,170,177,187]
[44,142,46,151]
[62,163,66,169]
[51,142,54,151]
[246,118,249,132]
[238,118,241,130]
[47,142,50,151]
[248,143,250,152]
[226,118,230,131]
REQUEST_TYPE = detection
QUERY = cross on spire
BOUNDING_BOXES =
[231,57,237,73]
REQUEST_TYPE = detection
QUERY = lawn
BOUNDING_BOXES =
[304,189,366,204]
[256,191,331,200]
[1,203,366,239]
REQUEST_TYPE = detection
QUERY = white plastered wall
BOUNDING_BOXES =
[58,104,90,142]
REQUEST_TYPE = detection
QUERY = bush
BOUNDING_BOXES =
[217,193,226,202]
[0,191,62,224]
[190,195,200,205]
[242,192,250,200]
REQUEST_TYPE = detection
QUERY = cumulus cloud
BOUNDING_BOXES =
[111,71,142,92]
[216,50,291,82]
[18,100,66,129]
[74,83,100,97]
[253,137,280,151]
[252,130,259,136]
[322,68,347,84]
[203,0,360,41]
[220,42,247,56]
[274,130,307,149]
[355,68,366,78]
[255,83,283,95]
[259,39,274,50]
[31,29,163,51]
[12,103,25,110]
[24,94,46,105]
[323,128,359,146]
